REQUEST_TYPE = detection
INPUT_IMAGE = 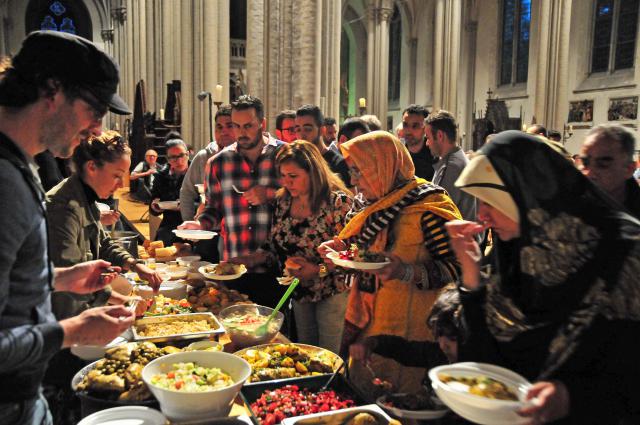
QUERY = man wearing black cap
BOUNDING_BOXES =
[0,31,135,424]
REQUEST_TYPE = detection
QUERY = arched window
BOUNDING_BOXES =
[591,0,639,73]
[388,5,402,104]
[500,0,531,86]
[25,0,92,41]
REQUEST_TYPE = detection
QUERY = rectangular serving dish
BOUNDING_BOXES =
[131,312,225,343]
[241,373,367,425]
[280,404,393,425]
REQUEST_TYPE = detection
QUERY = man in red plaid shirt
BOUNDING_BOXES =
[180,95,286,307]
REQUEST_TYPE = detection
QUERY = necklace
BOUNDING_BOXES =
[290,197,311,218]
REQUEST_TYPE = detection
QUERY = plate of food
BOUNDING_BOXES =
[327,244,390,270]
[376,392,448,420]
[131,312,225,343]
[172,229,217,240]
[199,262,247,280]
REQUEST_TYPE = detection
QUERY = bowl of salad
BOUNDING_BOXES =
[218,304,284,349]
[142,351,251,421]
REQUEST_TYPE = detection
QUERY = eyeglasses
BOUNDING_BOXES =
[75,90,108,121]
[280,126,297,134]
[348,167,363,180]
[579,155,615,170]
[167,153,188,161]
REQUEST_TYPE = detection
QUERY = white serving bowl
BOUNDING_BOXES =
[429,362,532,425]
[142,351,251,421]
[177,255,202,267]
[77,406,166,425]
[165,265,188,279]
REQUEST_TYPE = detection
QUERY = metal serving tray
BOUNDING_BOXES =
[131,312,225,343]
[280,404,393,425]
[241,373,367,425]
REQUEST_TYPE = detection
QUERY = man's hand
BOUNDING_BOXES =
[150,198,163,214]
[131,262,162,291]
[519,381,570,424]
[99,210,121,227]
[243,186,270,206]
[55,260,120,294]
[178,220,202,230]
[60,305,134,347]
[350,336,378,363]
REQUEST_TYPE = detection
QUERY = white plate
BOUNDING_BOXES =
[70,336,128,361]
[326,251,390,270]
[172,229,217,240]
[96,202,111,212]
[176,255,202,266]
[199,264,247,280]
[77,406,166,425]
[157,200,180,210]
[376,394,448,420]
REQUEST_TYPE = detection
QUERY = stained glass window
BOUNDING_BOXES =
[388,6,402,103]
[27,0,91,40]
[500,0,530,85]
[592,0,638,73]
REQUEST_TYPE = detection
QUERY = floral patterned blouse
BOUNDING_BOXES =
[268,190,353,303]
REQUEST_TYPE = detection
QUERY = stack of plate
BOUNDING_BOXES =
[429,362,533,425]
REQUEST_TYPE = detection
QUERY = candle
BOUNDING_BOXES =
[359,98,366,108]
[214,84,223,102]
[522,123,527,131]
[569,125,573,132]
[159,108,165,121]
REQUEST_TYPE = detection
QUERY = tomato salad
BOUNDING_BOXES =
[251,384,355,425]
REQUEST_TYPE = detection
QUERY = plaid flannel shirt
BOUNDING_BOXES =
[199,134,283,260]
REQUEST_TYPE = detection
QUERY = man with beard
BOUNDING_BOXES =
[275,109,297,143]
[295,104,350,185]
[179,95,286,307]
[0,31,135,424]
[403,104,436,180]
[425,110,476,221]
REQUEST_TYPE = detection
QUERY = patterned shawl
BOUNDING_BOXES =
[460,131,640,379]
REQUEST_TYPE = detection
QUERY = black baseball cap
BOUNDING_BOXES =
[12,30,131,115]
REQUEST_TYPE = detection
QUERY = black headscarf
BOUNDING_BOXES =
[461,131,640,378]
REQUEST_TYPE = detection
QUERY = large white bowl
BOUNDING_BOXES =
[135,280,187,300]
[77,406,166,425]
[142,351,251,421]
[429,362,532,425]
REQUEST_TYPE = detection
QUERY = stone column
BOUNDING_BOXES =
[365,0,392,124]
[432,0,462,114]
[246,0,265,99]
[179,0,194,146]
[532,0,571,130]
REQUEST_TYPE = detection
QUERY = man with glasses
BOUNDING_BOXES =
[150,136,190,245]
[129,149,160,202]
[0,31,135,424]
[580,124,639,218]
[180,95,286,308]
[275,109,297,143]
[402,104,436,180]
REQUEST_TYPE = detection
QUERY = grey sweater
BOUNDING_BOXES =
[180,141,220,221]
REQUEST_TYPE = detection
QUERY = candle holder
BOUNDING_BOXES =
[197,91,213,144]
[359,106,366,116]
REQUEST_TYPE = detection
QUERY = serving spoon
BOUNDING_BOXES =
[255,278,299,336]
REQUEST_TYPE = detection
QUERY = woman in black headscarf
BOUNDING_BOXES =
[446,131,640,424]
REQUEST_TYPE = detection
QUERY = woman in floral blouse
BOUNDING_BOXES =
[231,141,353,352]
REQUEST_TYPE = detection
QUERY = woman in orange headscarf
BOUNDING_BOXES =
[319,131,461,395]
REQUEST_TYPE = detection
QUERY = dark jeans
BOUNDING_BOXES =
[0,395,52,425]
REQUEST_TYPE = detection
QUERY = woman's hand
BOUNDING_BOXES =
[445,220,484,290]
[286,256,320,281]
[519,381,570,424]
[350,336,378,363]
[369,253,405,281]
[108,290,139,306]
[318,237,347,261]
[99,210,120,227]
